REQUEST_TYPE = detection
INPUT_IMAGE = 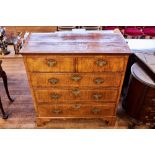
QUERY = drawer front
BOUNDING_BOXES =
[26,56,74,72]
[35,88,118,102]
[37,104,115,117]
[36,101,115,106]
[77,56,125,72]
[30,73,122,87]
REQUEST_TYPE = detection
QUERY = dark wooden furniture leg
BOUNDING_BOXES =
[0,97,8,119]
[1,70,14,102]
[0,60,14,102]
[0,60,14,119]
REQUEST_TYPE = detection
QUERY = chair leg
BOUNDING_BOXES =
[13,44,19,54]
[1,71,14,102]
[0,97,8,119]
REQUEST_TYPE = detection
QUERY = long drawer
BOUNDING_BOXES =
[34,88,118,103]
[30,72,122,87]
[36,101,115,106]
[37,104,115,117]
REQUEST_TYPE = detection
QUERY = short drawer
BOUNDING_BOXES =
[77,56,126,72]
[30,72,122,87]
[26,56,74,72]
[37,104,115,117]
[34,88,118,103]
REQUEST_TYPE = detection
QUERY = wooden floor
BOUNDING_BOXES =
[0,58,36,128]
[0,57,148,129]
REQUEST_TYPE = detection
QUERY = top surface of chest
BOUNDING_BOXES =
[20,31,131,54]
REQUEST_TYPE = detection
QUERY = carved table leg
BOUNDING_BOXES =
[0,97,8,119]
[1,71,14,102]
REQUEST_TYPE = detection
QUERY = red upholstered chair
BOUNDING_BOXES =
[124,26,144,39]
[143,26,155,38]
[102,26,119,30]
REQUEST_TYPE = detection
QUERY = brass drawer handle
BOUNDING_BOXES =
[72,104,81,110]
[52,109,62,114]
[72,88,80,96]
[47,59,57,67]
[93,94,103,100]
[91,108,101,114]
[71,75,81,82]
[48,78,59,84]
[96,59,107,67]
[94,78,104,84]
[51,93,61,99]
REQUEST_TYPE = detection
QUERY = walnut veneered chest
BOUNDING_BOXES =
[20,30,131,128]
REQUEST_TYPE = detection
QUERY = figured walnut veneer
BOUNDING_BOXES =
[20,31,131,128]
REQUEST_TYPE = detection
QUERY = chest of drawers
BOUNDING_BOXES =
[20,31,131,128]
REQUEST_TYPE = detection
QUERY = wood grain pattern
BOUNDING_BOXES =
[20,31,131,54]
[36,101,116,106]
[37,104,115,117]
[0,58,35,128]
[30,72,122,87]
[34,88,118,103]
[26,56,74,72]
[0,57,149,128]
[20,31,131,128]
[23,56,39,115]
[77,56,126,72]
[5,26,57,34]
[36,117,116,128]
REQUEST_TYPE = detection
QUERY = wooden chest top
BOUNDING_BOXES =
[20,31,131,54]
